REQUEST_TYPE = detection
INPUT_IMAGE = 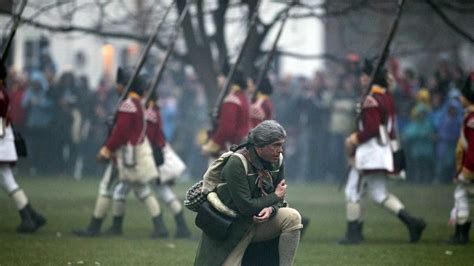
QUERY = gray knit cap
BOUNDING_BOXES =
[248,120,287,147]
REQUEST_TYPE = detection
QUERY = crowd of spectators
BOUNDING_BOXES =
[3,54,469,184]
[273,55,466,184]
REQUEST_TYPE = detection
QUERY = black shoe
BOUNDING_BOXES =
[446,223,461,244]
[408,219,426,243]
[26,204,46,230]
[104,216,123,236]
[398,209,426,243]
[459,222,471,244]
[338,221,363,245]
[174,211,191,239]
[151,215,169,239]
[16,206,37,233]
[447,222,471,245]
[17,219,36,233]
[301,216,310,238]
[73,217,103,237]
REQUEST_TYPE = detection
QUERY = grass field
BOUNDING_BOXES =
[0,176,473,265]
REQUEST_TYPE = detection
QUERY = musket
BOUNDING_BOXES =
[144,0,192,104]
[209,0,262,133]
[100,1,176,167]
[339,0,406,191]
[1,0,28,65]
[251,1,296,102]
[364,0,406,96]
[111,0,177,120]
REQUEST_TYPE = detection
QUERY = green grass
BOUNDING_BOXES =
[0,177,473,265]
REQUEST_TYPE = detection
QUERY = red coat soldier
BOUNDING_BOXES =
[202,70,250,156]
[449,72,474,244]
[0,64,46,233]
[250,77,274,128]
[74,69,162,237]
[340,59,426,244]
[104,91,191,238]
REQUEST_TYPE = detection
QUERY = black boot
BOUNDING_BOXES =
[301,216,310,238]
[73,217,103,237]
[449,222,471,244]
[104,216,123,235]
[460,222,471,244]
[17,206,37,233]
[174,211,191,238]
[447,223,461,244]
[338,221,363,245]
[26,204,46,229]
[398,209,426,243]
[151,215,169,238]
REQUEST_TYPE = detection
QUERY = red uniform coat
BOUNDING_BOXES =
[354,86,397,173]
[356,86,396,143]
[145,105,166,149]
[105,95,145,152]
[210,88,250,149]
[0,83,11,125]
[0,82,17,163]
[8,87,27,127]
[250,94,273,128]
[456,110,474,181]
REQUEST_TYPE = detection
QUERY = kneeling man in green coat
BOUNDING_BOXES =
[194,120,303,266]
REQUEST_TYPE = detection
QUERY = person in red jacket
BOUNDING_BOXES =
[105,91,191,238]
[0,64,46,233]
[339,60,426,244]
[249,77,274,128]
[74,68,163,237]
[449,72,474,244]
[202,69,250,156]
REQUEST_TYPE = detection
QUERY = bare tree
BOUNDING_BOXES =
[1,0,473,103]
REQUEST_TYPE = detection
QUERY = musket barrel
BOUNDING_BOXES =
[145,0,192,104]
[365,0,405,96]
[210,0,263,131]
[111,0,177,120]
[252,2,295,102]
[1,0,28,65]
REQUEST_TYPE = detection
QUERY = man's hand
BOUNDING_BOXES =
[345,133,358,156]
[201,139,220,156]
[275,179,287,199]
[96,146,111,163]
[253,207,273,223]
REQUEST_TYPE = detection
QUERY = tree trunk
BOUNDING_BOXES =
[177,0,219,109]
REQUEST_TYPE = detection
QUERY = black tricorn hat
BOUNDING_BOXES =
[116,67,132,86]
[258,76,273,95]
[131,74,149,96]
[220,61,230,76]
[116,67,149,96]
[231,69,247,90]
[361,58,388,88]
[461,72,474,103]
[0,64,6,80]
[361,58,374,76]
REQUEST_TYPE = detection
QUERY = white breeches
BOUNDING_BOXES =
[454,183,474,223]
[98,163,120,197]
[155,184,177,204]
[156,184,182,214]
[344,167,389,204]
[0,164,19,194]
[113,181,153,201]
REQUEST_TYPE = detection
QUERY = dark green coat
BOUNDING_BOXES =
[194,147,285,266]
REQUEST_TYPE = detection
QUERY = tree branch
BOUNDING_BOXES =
[0,9,189,63]
[212,0,229,68]
[426,0,474,43]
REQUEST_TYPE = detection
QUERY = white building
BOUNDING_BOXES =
[2,0,325,88]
